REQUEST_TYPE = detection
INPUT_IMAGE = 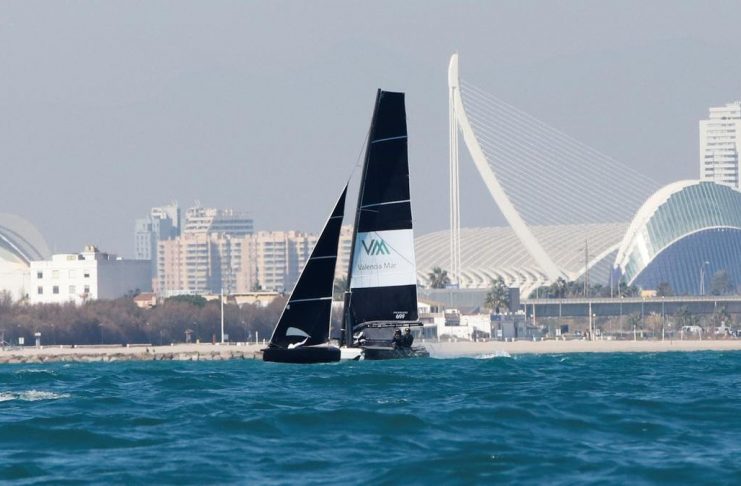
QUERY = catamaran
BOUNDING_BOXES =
[262,89,428,364]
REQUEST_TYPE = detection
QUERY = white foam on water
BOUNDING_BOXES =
[0,390,70,402]
[376,398,409,405]
[474,351,512,359]
[15,368,56,375]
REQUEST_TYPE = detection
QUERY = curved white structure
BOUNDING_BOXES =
[614,180,741,293]
[0,213,51,301]
[448,54,564,281]
[417,223,626,297]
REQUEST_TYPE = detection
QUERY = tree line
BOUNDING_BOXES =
[0,292,287,346]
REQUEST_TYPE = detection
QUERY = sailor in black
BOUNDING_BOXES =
[402,328,414,348]
[392,329,404,349]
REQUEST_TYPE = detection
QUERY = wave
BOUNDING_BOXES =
[0,390,70,402]
[14,368,57,376]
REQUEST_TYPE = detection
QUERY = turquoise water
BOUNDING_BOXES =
[1,352,739,485]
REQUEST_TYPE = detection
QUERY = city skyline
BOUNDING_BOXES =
[3,2,741,257]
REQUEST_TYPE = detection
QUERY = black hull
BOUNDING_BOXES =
[262,346,341,364]
[361,345,429,361]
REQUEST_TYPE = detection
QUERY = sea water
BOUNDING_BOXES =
[0,352,739,485]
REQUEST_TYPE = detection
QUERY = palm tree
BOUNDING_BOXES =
[427,266,451,289]
[484,277,509,314]
[657,281,673,297]
[554,277,567,298]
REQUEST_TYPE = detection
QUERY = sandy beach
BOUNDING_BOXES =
[1,339,740,364]
[424,339,741,357]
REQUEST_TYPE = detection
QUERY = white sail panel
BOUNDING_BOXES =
[350,229,417,289]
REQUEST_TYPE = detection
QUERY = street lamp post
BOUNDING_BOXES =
[699,261,710,295]
[220,287,225,344]
[661,297,665,341]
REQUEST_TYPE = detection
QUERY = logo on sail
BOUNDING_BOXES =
[362,238,391,256]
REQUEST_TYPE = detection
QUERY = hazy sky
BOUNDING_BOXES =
[3,1,741,257]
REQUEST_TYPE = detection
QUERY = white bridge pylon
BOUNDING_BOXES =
[448,53,565,282]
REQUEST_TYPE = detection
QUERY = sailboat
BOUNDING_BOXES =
[262,186,347,364]
[340,89,429,360]
[262,89,428,364]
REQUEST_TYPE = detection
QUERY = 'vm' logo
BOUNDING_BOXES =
[362,239,390,256]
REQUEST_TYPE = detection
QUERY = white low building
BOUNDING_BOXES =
[29,245,151,304]
[431,309,493,340]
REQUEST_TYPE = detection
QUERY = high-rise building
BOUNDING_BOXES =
[154,205,253,296]
[134,203,180,279]
[183,207,253,237]
[700,101,741,188]
[242,231,316,292]
[155,233,245,296]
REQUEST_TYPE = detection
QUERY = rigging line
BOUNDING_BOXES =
[468,144,608,219]
[461,82,659,185]
[461,81,628,161]
[465,102,653,187]
[461,83,629,164]
[346,120,372,185]
[464,104,658,197]
[466,114,655,204]
[468,114,645,200]
[472,134,647,216]
[469,150,629,223]
[463,94,659,195]
[462,81,620,158]
[465,106,658,199]
[468,119,645,216]
[462,102,655,188]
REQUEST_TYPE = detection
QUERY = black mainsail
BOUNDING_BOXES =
[343,90,419,345]
[267,185,347,350]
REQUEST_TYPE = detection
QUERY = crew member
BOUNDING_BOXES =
[392,329,404,349]
[403,327,414,348]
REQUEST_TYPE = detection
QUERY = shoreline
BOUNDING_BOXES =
[0,343,264,364]
[1,339,740,364]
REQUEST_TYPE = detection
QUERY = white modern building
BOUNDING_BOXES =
[0,214,50,301]
[29,245,151,304]
[700,101,741,188]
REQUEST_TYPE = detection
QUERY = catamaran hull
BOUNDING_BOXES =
[262,346,341,364]
[361,346,429,360]
[340,347,364,361]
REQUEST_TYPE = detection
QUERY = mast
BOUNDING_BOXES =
[343,90,382,346]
